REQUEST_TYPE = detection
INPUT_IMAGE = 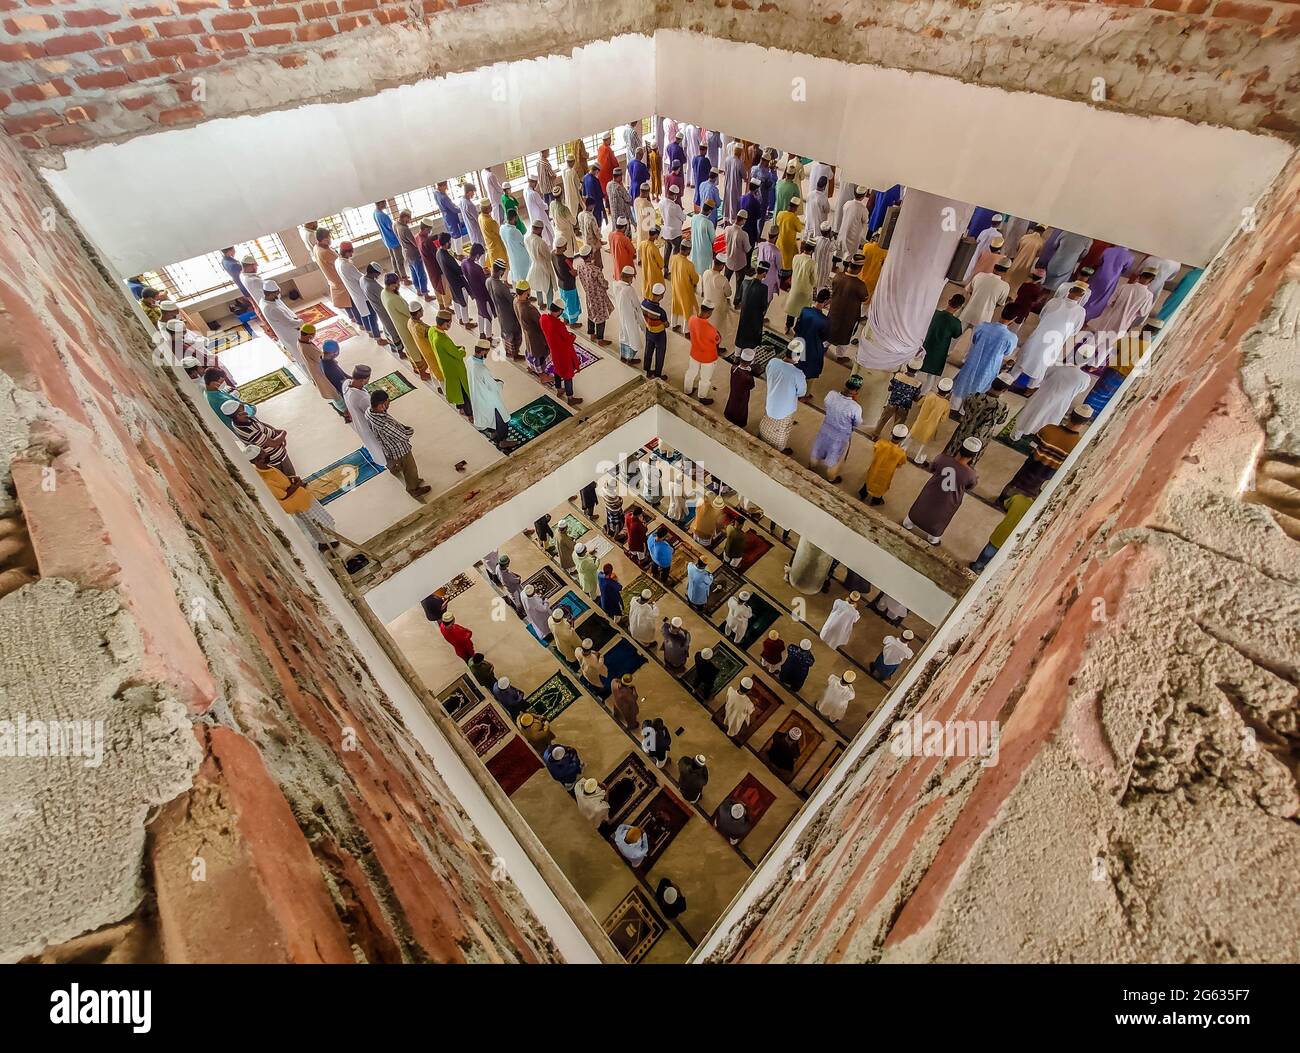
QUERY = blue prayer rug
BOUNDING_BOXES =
[304,447,384,505]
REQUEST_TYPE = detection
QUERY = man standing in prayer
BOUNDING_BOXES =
[540,303,584,406]
[723,142,747,221]
[465,338,519,450]
[642,281,669,378]
[433,180,468,251]
[524,174,554,244]
[818,670,856,722]
[628,588,660,647]
[739,181,764,247]
[460,182,483,249]
[607,167,634,234]
[858,424,909,505]
[437,232,474,328]
[820,591,862,651]
[945,372,1012,457]
[392,210,429,300]
[367,389,430,499]
[700,254,734,352]
[258,280,306,366]
[759,338,808,453]
[576,246,613,346]
[479,200,508,269]
[805,176,831,240]
[562,154,584,217]
[684,301,721,404]
[1084,244,1135,321]
[826,255,869,360]
[1006,223,1046,291]
[515,280,550,376]
[525,220,558,311]
[809,373,863,484]
[612,264,645,365]
[361,263,404,356]
[952,304,1018,412]
[668,232,698,332]
[905,438,981,545]
[838,187,869,257]
[502,210,531,285]
[1013,280,1089,389]
[1085,264,1157,356]
[1042,230,1093,292]
[960,257,1012,330]
[724,212,753,306]
[786,240,818,335]
[487,260,522,359]
[870,630,914,682]
[405,301,443,390]
[1011,367,1092,441]
[734,259,771,351]
[373,200,405,278]
[917,294,965,394]
[582,164,606,229]
[416,219,449,309]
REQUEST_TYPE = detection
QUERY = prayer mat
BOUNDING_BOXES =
[486,735,542,796]
[584,533,613,561]
[626,787,691,870]
[715,772,776,830]
[760,710,824,784]
[598,752,658,835]
[441,572,475,602]
[461,703,509,757]
[602,885,664,965]
[215,325,253,350]
[706,506,746,551]
[553,589,589,621]
[736,591,781,650]
[545,341,599,376]
[713,674,782,744]
[237,366,299,405]
[558,513,589,540]
[601,639,647,682]
[701,564,743,616]
[576,611,618,653]
[660,526,700,586]
[802,743,844,795]
[524,622,555,647]
[683,640,745,700]
[735,529,774,572]
[645,438,681,464]
[494,395,572,452]
[522,565,564,600]
[328,369,415,416]
[623,573,666,613]
[438,675,483,722]
[525,670,580,722]
[314,320,353,346]
[295,302,336,326]
[305,447,385,505]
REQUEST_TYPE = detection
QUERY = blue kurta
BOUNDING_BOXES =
[597,571,623,617]
[689,212,715,276]
[435,190,466,238]
[868,184,902,235]
[952,322,1016,399]
[582,172,605,224]
[686,563,713,606]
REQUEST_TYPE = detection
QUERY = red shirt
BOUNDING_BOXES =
[688,314,720,363]
[439,621,474,661]
[761,637,784,664]
[540,313,579,379]
[610,232,636,276]
[624,514,647,554]
[597,143,617,195]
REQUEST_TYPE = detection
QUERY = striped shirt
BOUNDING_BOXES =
[365,408,414,461]
[1029,424,1082,472]
[641,298,668,333]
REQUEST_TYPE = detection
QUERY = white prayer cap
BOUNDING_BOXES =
[575,542,586,554]
[497,676,510,689]
[674,131,683,139]
[715,251,727,263]
[740,676,753,689]
[671,616,683,628]
[550,609,564,621]
[800,639,812,650]
[738,590,750,600]
[993,255,1010,268]
[787,337,806,362]
[524,585,535,596]
[582,778,598,794]
[695,754,706,765]
[241,254,256,265]
[668,184,680,195]
[736,208,749,218]
[621,265,636,277]
[849,590,861,601]
[789,196,801,206]
[902,629,915,640]
[730,803,746,819]
[820,220,832,232]
[582,638,594,649]
[701,647,714,660]
[441,612,455,623]
[663,886,678,904]
[1072,402,1095,419]
[165,318,185,332]
[262,279,280,292]
[892,424,909,440]
[641,589,653,600]
[240,443,260,460]
[906,356,923,371]
[789,727,802,740]
[1070,280,1089,292]
[551,746,566,759]
[219,399,241,416]
[991,213,1004,222]
[843,669,857,684]
[651,282,666,295]
[180,356,199,368]
[962,436,983,454]
[616,217,628,227]
[159,299,179,310]
[740,348,756,361]
[938,377,954,393]
[700,300,715,311]
[786,161,797,172]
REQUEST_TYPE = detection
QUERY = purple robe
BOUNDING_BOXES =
[757,242,781,300]
[1084,245,1134,321]
[461,257,493,317]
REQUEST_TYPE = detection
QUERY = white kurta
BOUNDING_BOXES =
[1086,281,1155,356]
[819,598,860,650]
[838,199,868,256]
[466,357,509,432]
[524,188,554,242]
[804,191,830,242]
[831,180,858,232]
[959,272,1009,328]
[1016,295,1086,382]
[562,167,583,216]
[261,296,303,355]
[335,258,370,319]
[700,269,733,334]
[612,281,646,352]
[243,270,265,307]
[628,599,658,644]
[1138,255,1180,290]
[724,596,752,640]
[525,234,556,299]
[1011,365,1093,438]
[573,782,609,824]
[524,591,552,638]
[817,675,854,721]
[343,384,386,466]
[961,223,1004,284]
[722,687,754,737]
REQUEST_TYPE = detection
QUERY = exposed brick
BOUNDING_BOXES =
[250,27,292,43]
[12,79,71,103]
[156,101,205,124]
[178,50,222,68]
[0,91,10,111]
[177,0,223,9]
[343,0,377,8]
[1210,0,1273,20]
[204,32,247,50]
[2,109,64,135]
[123,57,180,80]
[3,13,60,31]
[278,51,308,67]
[74,69,130,89]
[119,92,156,110]
[303,1,340,16]
[0,43,43,62]
[15,134,42,149]
[63,104,96,123]
[129,4,173,16]
[154,16,204,36]
[63,8,122,27]
[211,12,254,29]
[296,21,337,40]
[372,6,406,22]
[255,5,300,22]
[145,36,198,56]
[93,46,146,67]
[40,32,106,57]
[106,25,152,44]
[336,13,369,29]
[1150,0,1212,11]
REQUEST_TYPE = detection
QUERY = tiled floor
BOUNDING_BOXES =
[385,455,930,962]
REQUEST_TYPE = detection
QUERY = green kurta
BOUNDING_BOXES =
[774,177,799,218]
[430,327,470,405]
[921,309,963,375]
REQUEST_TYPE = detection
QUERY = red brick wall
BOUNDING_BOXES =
[719,150,1300,962]
[0,127,555,963]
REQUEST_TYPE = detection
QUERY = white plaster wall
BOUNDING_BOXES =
[45,34,654,276]
[654,30,1291,267]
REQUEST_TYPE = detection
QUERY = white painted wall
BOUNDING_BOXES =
[655,30,1290,267]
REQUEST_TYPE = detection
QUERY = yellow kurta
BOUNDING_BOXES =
[481,213,508,267]
[860,242,888,298]
[670,252,698,317]
[639,238,666,297]
[864,439,907,498]
[786,254,816,317]
[775,209,804,271]
[1006,231,1044,290]
[909,391,949,445]
[406,318,444,381]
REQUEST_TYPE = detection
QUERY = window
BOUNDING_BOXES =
[317,210,378,245]
[146,235,290,303]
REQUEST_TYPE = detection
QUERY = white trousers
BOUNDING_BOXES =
[684,357,717,399]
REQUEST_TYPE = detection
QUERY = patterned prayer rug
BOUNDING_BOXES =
[706,506,746,551]
[712,674,782,744]
[314,320,353,346]
[601,639,647,682]
[237,366,299,405]
[576,611,618,653]
[701,564,743,616]
[760,710,825,784]
[683,640,745,700]
[558,513,589,540]
[802,743,845,795]
[735,529,774,572]
[522,565,564,600]
[485,735,543,796]
[715,772,777,830]
[623,574,666,613]
[493,395,572,452]
[329,369,415,416]
[304,447,385,504]
[598,752,658,835]
[441,572,475,601]
[438,675,483,722]
[295,303,336,326]
[461,703,509,757]
[626,787,691,870]
[658,525,699,585]
[553,589,589,621]
[602,886,664,965]
[584,533,614,561]
[544,341,599,376]
[525,670,580,722]
[736,591,781,650]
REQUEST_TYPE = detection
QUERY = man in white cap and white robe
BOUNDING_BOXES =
[573,777,610,825]
[525,221,558,309]
[524,176,553,243]
[724,589,753,644]
[1013,281,1088,388]
[805,173,831,240]
[628,588,659,645]
[722,677,755,738]
[1011,367,1093,441]
[612,264,645,365]
[871,629,915,682]
[465,338,518,450]
[961,214,1005,284]
[342,364,386,467]
[838,187,869,258]
[240,255,266,321]
[260,280,308,372]
[813,221,836,290]
[819,590,861,650]
[522,585,552,640]
[700,253,734,348]
[817,669,856,722]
